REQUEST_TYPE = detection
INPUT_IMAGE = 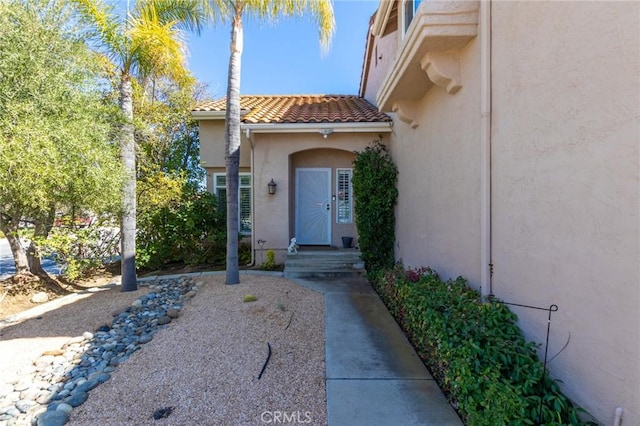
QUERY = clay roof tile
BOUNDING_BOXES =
[192,95,390,124]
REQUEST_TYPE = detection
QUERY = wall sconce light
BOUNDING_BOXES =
[319,129,334,139]
[267,179,277,195]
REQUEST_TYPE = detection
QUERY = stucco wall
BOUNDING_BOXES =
[363,31,398,104]
[390,37,482,285]
[199,119,254,202]
[198,120,251,169]
[383,0,638,423]
[490,2,640,423]
[251,132,386,263]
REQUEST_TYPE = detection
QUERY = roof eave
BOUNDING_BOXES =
[242,122,393,134]
[372,0,395,37]
[191,110,250,120]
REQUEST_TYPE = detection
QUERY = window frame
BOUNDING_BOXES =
[213,172,252,235]
[336,168,353,224]
[402,0,423,37]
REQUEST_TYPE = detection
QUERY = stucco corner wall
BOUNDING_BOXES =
[490,1,640,423]
[390,36,482,287]
[363,30,398,104]
[383,0,639,423]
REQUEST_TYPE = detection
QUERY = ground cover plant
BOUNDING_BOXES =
[370,266,590,426]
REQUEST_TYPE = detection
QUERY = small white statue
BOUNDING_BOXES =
[287,237,298,254]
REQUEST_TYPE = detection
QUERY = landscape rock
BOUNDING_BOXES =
[157,316,172,325]
[64,391,88,408]
[2,277,196,426]
[0,384,14,399]
[36,409,69,426]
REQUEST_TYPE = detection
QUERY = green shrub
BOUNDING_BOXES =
[243,294,257,302]
[38,221,119,280]
[259,249,278,271]
[239,242,252,266]
[370,266,589,425]
[352,141,398,272]
[136,173,226,270]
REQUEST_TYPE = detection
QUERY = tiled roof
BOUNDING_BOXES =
[193,95,391,124]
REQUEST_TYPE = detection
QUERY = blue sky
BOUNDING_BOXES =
[186,1,380,98]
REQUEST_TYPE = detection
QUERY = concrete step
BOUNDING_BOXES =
[288,251,362,259]
[284,250,364,279]
[285,259,365,268]
[284,269,365,279]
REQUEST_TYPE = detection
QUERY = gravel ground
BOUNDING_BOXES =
[1,274,325,426]
[0,285,152,387]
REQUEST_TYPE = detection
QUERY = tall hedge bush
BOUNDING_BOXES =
[352,141,398,272]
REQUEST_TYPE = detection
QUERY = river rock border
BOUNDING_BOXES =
[0,277,197,426]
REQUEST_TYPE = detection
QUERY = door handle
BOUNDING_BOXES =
[325,203,330,211]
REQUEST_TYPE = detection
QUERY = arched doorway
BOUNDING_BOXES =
[289,148,357,247]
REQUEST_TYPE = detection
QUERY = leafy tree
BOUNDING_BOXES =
[0,0,123,277]
[135,79,209,188]
[72,0,208,291]
[209,0,335,284]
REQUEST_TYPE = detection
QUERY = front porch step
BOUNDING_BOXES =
[284,250,365,279]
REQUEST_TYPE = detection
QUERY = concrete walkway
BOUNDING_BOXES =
[291,276,463,426]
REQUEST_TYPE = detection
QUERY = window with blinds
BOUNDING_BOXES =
[214,173,252,234]
[336,169,353,224]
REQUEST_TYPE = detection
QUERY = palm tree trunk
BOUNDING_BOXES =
[224,13,243,285]
[120,73,138,291]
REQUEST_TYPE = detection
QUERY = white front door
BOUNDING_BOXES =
[295,168,331,245]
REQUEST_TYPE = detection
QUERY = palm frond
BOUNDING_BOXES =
[127,7,193,87]
[242,0,335,53]
[136,0,210,35]
[69,0,127,61]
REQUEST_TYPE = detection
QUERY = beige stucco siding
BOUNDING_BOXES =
[391,37,482,285]
[198,120,251,169]
[381,0,638,422]
[251,132,385,262]
[490,2,640,423]
[199,119,253,194]
[363,31,398,104]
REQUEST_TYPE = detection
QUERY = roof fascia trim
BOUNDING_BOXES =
[372,0,394,37]
[191,110,249,120]
[242,122,393,134]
